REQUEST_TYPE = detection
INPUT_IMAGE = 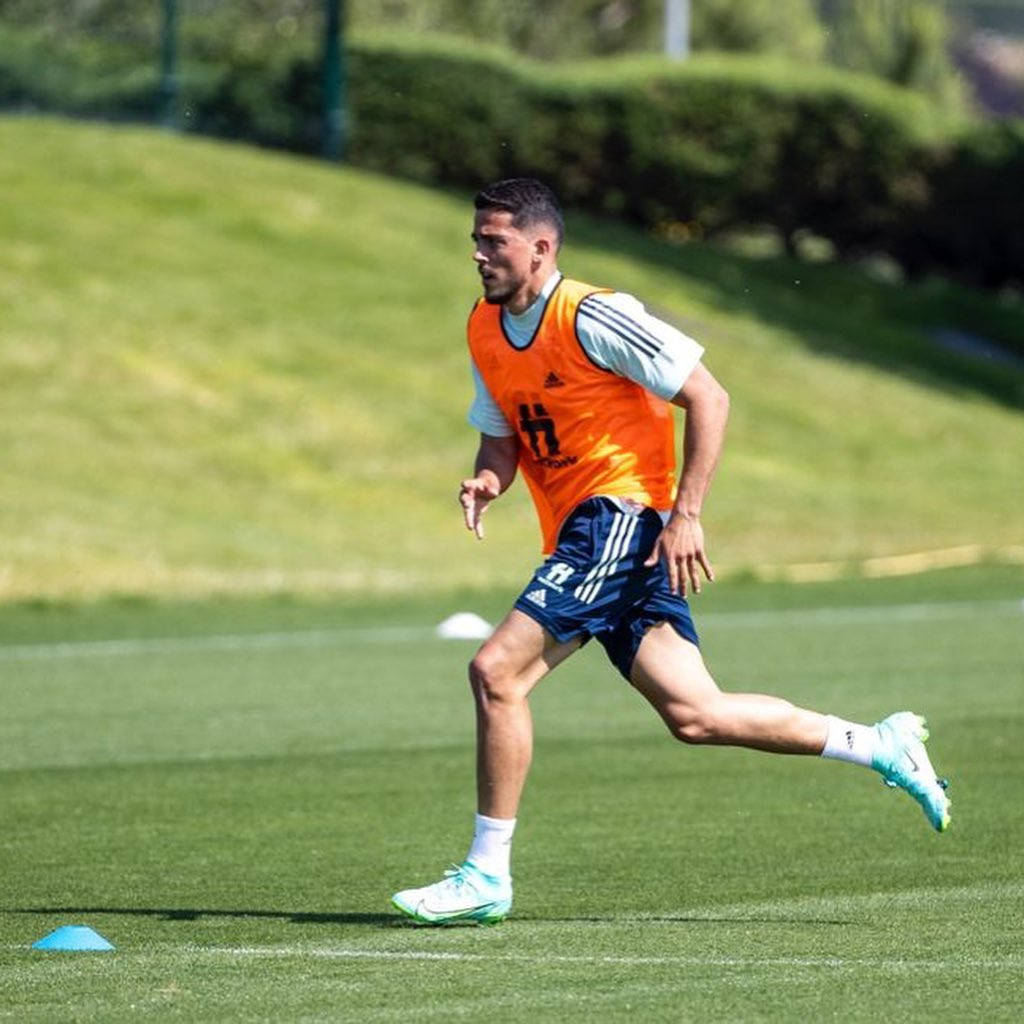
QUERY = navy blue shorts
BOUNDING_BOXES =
[513,497,699,681]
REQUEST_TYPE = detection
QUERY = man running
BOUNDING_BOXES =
[392,178,950,926]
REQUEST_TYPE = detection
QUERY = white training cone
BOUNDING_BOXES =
[435,612,493,640]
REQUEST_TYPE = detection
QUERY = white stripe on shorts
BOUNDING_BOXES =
[574,512,626,604]
[574,511,639,605]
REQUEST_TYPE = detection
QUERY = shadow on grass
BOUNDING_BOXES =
[14,907,850,927]
[534,914,851,926]
[14,906,400,927]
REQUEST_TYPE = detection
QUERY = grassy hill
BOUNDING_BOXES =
[0,116,1021,601]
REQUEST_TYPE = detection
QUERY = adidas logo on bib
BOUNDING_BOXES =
[525,588,547,608]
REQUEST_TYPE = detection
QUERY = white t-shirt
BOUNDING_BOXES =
[468,272,705,437]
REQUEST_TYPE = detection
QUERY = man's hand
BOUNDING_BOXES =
[460,435,518,540]
[644,512,715,596]
[459,472,502,540]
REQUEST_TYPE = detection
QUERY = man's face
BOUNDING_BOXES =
[471,208,538,306]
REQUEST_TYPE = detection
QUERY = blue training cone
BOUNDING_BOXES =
[32,925,115,952]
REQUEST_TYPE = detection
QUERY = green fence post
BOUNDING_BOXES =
[323,0,348,160]
[159,0,179,128]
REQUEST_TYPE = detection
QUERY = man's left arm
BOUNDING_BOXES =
[644,362,730,596]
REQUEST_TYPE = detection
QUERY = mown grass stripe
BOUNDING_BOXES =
[0,598,1019,662]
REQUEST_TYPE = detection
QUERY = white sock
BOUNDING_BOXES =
[466,813,516,878]
[821,715,876,767]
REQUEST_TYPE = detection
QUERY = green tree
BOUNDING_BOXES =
[350,0,654,60]
[350,0,826,61]
[823,0,965,107]
[692,0,825,61]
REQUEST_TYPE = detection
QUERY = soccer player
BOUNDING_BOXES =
[392,178,950,926]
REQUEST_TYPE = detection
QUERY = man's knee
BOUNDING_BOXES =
[469,646,523,707]
[664,702,725,745]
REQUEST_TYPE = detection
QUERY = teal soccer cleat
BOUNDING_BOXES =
[871,712,951,832]
[391,862,512,925]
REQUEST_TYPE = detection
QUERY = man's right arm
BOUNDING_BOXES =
[460,433,519,539]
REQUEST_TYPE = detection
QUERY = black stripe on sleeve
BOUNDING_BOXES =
[578,296,662,359]
[585,297,666,356]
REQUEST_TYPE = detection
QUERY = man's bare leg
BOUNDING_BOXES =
[469,609,581,818]
[391,610,579,924]
[630,621,828,752]
[629,621,950,832]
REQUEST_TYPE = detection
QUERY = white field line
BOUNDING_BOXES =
[683,880,1024,919]
[700,597,1024,630]
[183,946,1021,972]
[0,626,436,661]
[0,598,1020,662]
[5,943,1019,971]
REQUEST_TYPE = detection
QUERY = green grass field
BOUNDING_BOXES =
[1,116,1022,601]
[2,113,1022,1019]
[2,566,1022,1020]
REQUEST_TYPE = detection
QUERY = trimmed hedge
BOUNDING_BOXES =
[1,28,1020,288]
[892,118,1024,290]
[0,29,158,118]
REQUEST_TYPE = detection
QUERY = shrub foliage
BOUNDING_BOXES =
[0,28,1020,288]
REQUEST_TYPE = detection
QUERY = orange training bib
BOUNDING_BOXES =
[468,278,677,552]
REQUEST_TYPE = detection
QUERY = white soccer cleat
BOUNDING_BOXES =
[391,861,512,925]
[871,712,951,832]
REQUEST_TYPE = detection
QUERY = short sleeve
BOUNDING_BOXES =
[467,359,515,436]
[576,292,705,399]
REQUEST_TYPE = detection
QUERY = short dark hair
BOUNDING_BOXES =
[474,178,564,248]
